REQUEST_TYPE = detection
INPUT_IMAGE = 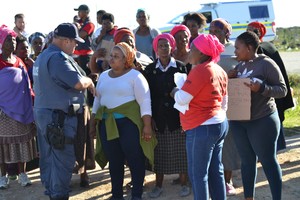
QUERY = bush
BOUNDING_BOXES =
[289,74,300,88]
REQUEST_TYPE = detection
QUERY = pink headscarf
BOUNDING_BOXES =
[192,34,224,63]
[170,24,191,40]
[0,24,17,54]
[152,33,176,55]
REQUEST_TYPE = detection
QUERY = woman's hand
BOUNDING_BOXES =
[88,73,99,82]
[228,69,238,78]
[244,81,261,92]
[142,125,153,142]
[170,87,179,98]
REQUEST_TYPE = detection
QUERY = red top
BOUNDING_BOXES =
[74,22,95,55]
[180,61,228,130]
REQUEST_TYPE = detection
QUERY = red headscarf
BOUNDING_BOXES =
[113,28,135,44]
[152,33,176,55]
[170,24,191,40]
[0,24,17,54]
[247,22,266,41]
[192,34,224,63]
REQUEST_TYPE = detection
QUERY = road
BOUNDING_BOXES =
[280,51,300,74]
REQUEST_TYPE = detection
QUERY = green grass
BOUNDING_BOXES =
[283,74,300,136]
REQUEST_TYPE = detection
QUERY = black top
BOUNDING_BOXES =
[143,59,187,132]
[258,42,294,121]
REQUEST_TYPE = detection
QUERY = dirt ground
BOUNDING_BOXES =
[1,133,300,200]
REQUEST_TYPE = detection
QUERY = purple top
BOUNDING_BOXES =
[0,61,34,124]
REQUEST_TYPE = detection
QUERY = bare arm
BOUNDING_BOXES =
[142,114,153,142]
[89,53,101,73]
[79,29,88,39]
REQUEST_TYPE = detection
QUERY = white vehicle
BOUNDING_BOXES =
[159,0,276,41]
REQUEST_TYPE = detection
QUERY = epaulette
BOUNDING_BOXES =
[60,51,69,60]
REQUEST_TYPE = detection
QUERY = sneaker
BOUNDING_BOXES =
[226,183,236,196]
[18,173,32,187]
[0,176,9,189]
[179,185,191,197]
[149,186,163,198]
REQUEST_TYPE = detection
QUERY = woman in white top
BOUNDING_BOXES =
[92,42,154,200]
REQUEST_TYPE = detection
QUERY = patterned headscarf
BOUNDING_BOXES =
[152,33,176,55]
[170,24,191,40]
[210,18,232,38]
[113,28,135,44]
[115,42,136,69]
[192,34,224,63]
[247,22,266,41]
[44,31,54,46]
[0,24,17,54]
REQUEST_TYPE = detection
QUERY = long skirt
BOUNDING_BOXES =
[153,127,188,174]
[73,106,96,174]
[0,111,37,164]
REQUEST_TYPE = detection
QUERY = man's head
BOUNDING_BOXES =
[101,13,115,31]
[136,9,150,27]
[53,23,84,55]
[96,10,106,25]
[14,13,25,32]
[74,4,90,19]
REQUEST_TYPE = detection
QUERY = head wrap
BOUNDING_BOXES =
[0,24,17,54]
[115,42,136,69]
[210,18,232,38]
[44,31,54,48]
[247,22,266,41]
[192,34,224,63]
[152,33,176,55]
[28,32,46,45]
[170,24,191,40]
[113,28,135,44]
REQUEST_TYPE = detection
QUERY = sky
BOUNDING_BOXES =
[0,0,298,35]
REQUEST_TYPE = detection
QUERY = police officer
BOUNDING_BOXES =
[33,23,96,200]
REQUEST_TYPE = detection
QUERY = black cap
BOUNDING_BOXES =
[74,4,90,12]
[54,23,84,43]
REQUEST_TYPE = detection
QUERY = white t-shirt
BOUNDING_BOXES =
[92,26,102,40]
[92,69,152,117]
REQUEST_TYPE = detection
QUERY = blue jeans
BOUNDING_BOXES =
[185,119,228,200]
[100,117,145,199]
[34,108,77,199]
[230,111,282,200]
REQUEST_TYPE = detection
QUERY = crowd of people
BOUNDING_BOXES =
[0,3,294,200]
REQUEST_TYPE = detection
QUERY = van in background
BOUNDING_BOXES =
[159,0,276,41]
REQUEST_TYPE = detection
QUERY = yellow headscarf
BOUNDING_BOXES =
[115,42,136,69]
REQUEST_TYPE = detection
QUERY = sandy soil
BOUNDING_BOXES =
[1,133,300,200]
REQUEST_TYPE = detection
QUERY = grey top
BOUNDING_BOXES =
[235,54,287,120]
